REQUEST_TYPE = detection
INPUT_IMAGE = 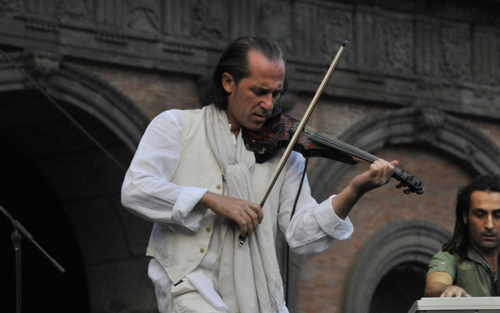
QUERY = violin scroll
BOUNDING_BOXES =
[394,169,425,195]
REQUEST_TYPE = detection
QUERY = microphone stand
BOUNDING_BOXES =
[0,205,65,313]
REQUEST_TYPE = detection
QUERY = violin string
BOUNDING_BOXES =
[303,125,373,159]
[303,126,409,178]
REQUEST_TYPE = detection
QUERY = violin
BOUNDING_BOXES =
[242,111,425,195]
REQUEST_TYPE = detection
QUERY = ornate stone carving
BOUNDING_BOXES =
[473,87,500,101]
[292,2,320,58]
[162,0,190,36]
[22,52,62,89]
[191,0,227,41]
[24,0,54,14]
[57,0,92,19]
[257,1,292,54]
[96,32,128,45]
[25,18,60,32]
[0,0,499,121]
[438,24,471,80]
[356,11,386,72]
[472,30,498,85]
[162,42,193,54]
[96,0,126,27]
[383,18,413,75]
[319,8,353,65]
[127,0,160,32]
[0,0,23,15]
[413,107,446,143]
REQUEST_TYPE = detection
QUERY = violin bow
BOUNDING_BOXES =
[239,40,349,246]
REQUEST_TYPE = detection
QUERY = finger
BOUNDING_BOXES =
[440,288,453,297]
[371,160,387,181]
[252,205,264,223]
[442,288,451,297]
[242,213,256,237]
[378,159,395,182]
[236,216,248,237]
[245,208,259,232]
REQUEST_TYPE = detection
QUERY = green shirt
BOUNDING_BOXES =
[427,248,497,297]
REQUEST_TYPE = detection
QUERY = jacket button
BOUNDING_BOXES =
[216,184,222,190]
[206,227,212,233]
[200,248,206,253]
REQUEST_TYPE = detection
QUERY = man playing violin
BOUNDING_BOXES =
[425,174,500,297]
[121,36,397,313]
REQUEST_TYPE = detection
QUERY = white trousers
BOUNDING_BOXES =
[149,259,226,313]
[171,278,227,313]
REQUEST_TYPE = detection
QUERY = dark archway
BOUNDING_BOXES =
[369,262,428,313]
[0,52,155,312]
[0,127,89,312]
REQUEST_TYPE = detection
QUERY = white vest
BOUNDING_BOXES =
[146,107,287,283]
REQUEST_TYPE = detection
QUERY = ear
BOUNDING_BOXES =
[463,212,468,225]
[222,72,234,94]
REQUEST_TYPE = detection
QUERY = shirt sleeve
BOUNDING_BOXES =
[121,110,207,231]
[278,152,353,257]
[427,250,457,281]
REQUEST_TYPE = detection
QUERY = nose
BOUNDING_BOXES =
[260,94,274,112]
[486,215,494,230]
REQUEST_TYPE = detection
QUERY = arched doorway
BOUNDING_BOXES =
[0,52,156,312]
[342,219,451,313]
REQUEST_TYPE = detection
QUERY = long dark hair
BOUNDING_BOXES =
[203,36,287,109]
[442,174,500,259]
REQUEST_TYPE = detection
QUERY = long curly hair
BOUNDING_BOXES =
[442,174,500,259]
[203,36,287,109]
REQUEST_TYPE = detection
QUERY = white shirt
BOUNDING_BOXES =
[122,109,354,312]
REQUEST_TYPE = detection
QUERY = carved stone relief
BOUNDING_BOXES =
[474,29,500,86]
[191,0,228,41]
[24,0,55,15]
[416,19,472,81]
[0,0,499,119]
[355,10,386,73]
[293,2,320,59]
[57,0,92,20]
[319,7,353,66]
[96,0,127,27]
[415,20,439,78]
[163,0,190,36]
[0,0,22,15]
[355,9,414,76]
[382,17,413,76]
[228,0,256,39]
[438,24,471,81]
[257,0,292,55]
[127,0,160,33]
